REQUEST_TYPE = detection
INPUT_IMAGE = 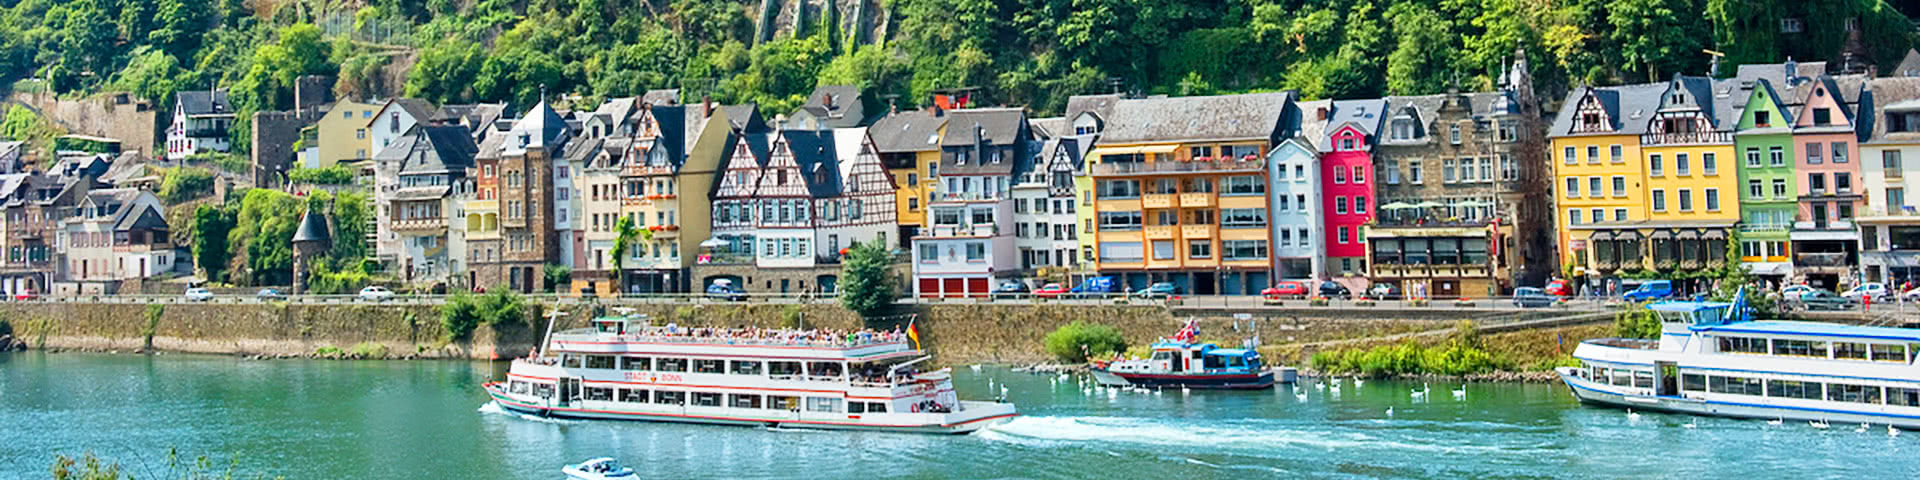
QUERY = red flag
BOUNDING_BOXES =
[1171,318,1199,343]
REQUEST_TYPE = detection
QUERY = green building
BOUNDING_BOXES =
[1732,78,1798,281]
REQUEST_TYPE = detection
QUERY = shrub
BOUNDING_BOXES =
[314,345,345,356]
[779,305,804,329]
[158,167,216,203]
[1614,302,1660,339]
[475,290,526,326]
[348,342,389,359]
[1310,339,1508,377]
[287,165,356,185]
[0,317,11,337]
[1043,321,1128,363]
[440,292,481,339]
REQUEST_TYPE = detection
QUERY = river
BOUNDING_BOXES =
[3,351,1917,479]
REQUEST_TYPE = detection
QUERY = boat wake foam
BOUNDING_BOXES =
[476,401,584,425]
[979,416,1534,456]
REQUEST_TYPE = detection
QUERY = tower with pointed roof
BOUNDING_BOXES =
[291,204,333,294]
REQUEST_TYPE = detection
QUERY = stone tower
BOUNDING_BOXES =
[291,204,333,294]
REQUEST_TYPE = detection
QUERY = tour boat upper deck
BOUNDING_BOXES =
[544,315,920,363]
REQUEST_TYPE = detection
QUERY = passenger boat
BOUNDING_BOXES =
[1558,289,1920,428]
[482,313,1017,434]
[561,457,635,480]
[1089,320,1296,389]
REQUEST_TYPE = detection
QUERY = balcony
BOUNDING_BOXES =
[392,217,448,232]
[1145,225,1177,239]
[1180,224,1214,238]
[1795,252,1849,267]
[815,254,843,265]
[1793,220,1855,231]
[647,225,680,238]
[184,127,230,138]
[1179,193,1214,208]
[928,224,998,237]
[1640,131,1731,146]
[1143,194,1177,209]
[1739,223,1791,234]
[698,251,756,266]
[1090,159,1264,176]
[935,191,1003,202]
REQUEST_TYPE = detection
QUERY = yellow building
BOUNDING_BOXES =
[315,100,381,166]
[870,109,948,249]
[1076,92,1291,294]
[1550,77,1738,282]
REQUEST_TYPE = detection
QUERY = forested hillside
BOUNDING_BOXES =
[0,0,1913,152]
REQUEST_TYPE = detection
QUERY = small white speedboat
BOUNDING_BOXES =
[562,457,635,480]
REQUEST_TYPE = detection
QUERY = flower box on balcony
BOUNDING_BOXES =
[664,225,679,230]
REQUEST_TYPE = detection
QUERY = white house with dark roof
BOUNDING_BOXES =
[58,188,173,282]
[367,98,439,157]
[912,108,1031,298]
[166,90,235,160]
[379,125,479,285]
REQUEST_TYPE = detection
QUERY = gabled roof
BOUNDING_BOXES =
[386,126,479,176]
[1733,61,1826,91]
[1739,79,1795,134]
[177,90,233,116]
[1064,94,1122,129]
[1028,116,1067,140]
[738,132,775,167]
[780,130,843,198]
[650,105,691,168]
[644,89,680,106]
[868,110,948,153]
[792,85,864,128]
[502,100,571,155]
[113,203,168,232]
[1041,134,1096,172]
[1863,77,1920,142]
[1100,92,1294,144]
[940,108,1027,147]
[1548,83,1668,137]
[1317,98,1387,151]
[367,98,437,128]
[721,104,767,133]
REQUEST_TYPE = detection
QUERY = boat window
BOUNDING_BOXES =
[807,362,844,378]
[1888,387,1920,407]
[1203,355,1227,369]
[1717,336,1768,354]
[534,383,556,398]
[1765,380,1823,400]
[586,355,617,369]
[620,388,649,403]
[730,360,763,375]
[1681,373,1705,391]
[769,361,803,377]
[1192,350,1204,360]
[806,397,843,413]
[655,391,686,405]
[658,358,689,372]
[510,380,531,394]
[866,402,888,413]
[563,354,584,368]
[1771,339,1826,358]
[848,402,865,414]
[621,356,652,371]
[1707,375,1765,396]
[585,387,614,401]
[1834,342,1870,360]
[1152,351,1173,362]
[1658,311,1691,324]
[1828,383,1883,404]
[1227,356,1246,368]
[1632,371,1654,389]
[729,394,763,409]
[770,396,801,411]
[1609,369,1634,387]
[694,359,725,373]
[1590,366,1608,381]
[1872,344,1908,363]
[693,392,724,407]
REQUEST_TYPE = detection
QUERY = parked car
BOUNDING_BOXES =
[1622,280,1674,301]
[1797,290,1856,311]
[992,281,1031,299]
[12,289,37,301]
[1544,279,1571,296]
[1513,287,1555,308]
[357,286,395,302]
[1134,282,1178,299]
[1317,281,1352,299]
[705,280,747,301]
[1368,282,1400,300]
[256,288,283,299]
[1262,281,1309,298]
[1902,286,1920,302]
[185,288,214,302]
[1781,284,1816,300]
[1841,283,1890,302]
[1033,283,1070,298]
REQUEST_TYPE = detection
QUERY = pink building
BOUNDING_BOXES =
[1318,99,1386,288]
[1789,76,1865,288]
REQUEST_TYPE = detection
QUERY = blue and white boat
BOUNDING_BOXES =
[1558,289,1920,428]
[1090,320,1297,389]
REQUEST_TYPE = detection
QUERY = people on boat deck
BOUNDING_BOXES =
[599,324,910,348]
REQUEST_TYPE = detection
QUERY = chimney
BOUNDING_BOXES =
[1316,107,1329,121]
[702,95,713,117]
[931,103,945,117]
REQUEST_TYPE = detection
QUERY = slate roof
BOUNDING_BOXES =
[1316,98,1388,152]
[1291,99,1332,141]
[502,100,572,155]
[720,104,767,133]
[1863,77,1920,142]
[644,89,681,106]
[386,126,480,176]
[1732,61,1828,90]
[1547,83,1669,137]
[1064,94,1122,131]
[868,110,948,153]
[781,130,843,198]
[1028,116,1067,140]
[370,98,438,128]
[392,185,452,200]
[739,133,774,167]
[793,85,864,128]
[1040,134,1096,172]
[1100,92,1294,144]
[113,203,168,232]
[293,207,330,244]
[940,108,1026,147]
[177,90,233,116]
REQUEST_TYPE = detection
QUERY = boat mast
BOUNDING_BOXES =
[540,309,567,359]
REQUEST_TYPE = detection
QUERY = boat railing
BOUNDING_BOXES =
[1587,337,1660,350]
[552,326,911,350]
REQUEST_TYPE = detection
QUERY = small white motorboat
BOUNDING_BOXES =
[562,457,636,480]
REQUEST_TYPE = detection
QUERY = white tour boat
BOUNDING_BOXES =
[483,313,1017,434]
[1558,290,1920,428]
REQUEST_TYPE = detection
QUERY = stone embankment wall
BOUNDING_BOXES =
[6,91,158,154]
[0,301,1561,364]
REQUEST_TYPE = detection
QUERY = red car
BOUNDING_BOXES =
[1033,283,1070,298]
[1262,281,1309,298]
[1544,279,1571,296]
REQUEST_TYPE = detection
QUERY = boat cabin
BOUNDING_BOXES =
[1146,341,1264,374]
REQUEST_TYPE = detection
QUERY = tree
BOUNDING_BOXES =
[1043,321,1127,362]
[228,189,303,286]
[609,214,637,293]
[190,204,235,283]
[148,0,209,58]
[543,264,572,293]
[109,47,181,105]
[1607,0,1707,82]
[327,191,371,267]
[1384,3,1456,95]
[838,239,895,317]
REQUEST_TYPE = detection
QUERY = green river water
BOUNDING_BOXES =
[3,351,1917,479]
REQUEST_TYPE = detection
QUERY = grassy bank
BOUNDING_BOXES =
[1304,322,1607,379]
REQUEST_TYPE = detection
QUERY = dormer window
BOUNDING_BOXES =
[1339,137,1355,151]
[1389,118,1414,140]
[1449,125,1462,145]
[1581,113,1601,129]
[1755,111,1771,127]
[1813,108,1833,126]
